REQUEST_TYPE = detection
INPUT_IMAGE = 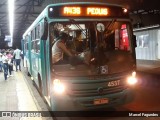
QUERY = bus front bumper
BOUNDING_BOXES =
[50,88,135,111]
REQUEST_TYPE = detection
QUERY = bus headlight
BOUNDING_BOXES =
[53,79,65,94]
[127,71,138,85]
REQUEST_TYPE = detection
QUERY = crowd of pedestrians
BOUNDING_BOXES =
[0,47,22,81]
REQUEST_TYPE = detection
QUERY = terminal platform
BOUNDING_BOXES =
[0,66,52,120]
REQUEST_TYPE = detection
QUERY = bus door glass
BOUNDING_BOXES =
[120,24,129,51]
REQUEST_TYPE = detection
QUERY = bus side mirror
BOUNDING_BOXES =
[41,18,48,40]
[133,35,137,48]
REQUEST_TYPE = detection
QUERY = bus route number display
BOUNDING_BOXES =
[63,7,81,15]
[62,7,108,16]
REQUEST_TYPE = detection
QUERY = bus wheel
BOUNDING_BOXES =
[38,74,43,96]
[27,72,31,76]
[26,67,31,76]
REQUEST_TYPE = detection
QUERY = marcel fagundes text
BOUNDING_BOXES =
[129,112,159,117]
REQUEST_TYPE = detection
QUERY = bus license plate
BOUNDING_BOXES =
[94,98,109,105]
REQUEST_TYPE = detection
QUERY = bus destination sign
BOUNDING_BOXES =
[62,7,108,16]
[48,5,128,18]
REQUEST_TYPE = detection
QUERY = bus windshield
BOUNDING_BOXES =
[50,20,134,76]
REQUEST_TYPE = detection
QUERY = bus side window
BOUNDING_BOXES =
[35,40,40,53]
[41,18,48,40]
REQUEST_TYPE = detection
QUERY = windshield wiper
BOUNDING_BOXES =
[105,19,116,34]
[69,19,87,37]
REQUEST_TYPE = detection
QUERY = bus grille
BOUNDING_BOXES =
[68,85,126,97]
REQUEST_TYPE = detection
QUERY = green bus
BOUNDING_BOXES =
[22,2,138,111]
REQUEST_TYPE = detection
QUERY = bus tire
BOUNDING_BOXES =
[27,72,31,76]
[26,67,31,76]
[38,73,43,96]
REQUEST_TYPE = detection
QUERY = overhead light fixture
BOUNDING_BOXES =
[8,0,15,45]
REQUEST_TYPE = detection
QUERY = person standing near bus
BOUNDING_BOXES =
[0,53,3,72]
[14,47,21,71]
[2,52,9,80]
[6,51,13,76]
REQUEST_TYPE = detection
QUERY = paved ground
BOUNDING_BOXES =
[0,66,47,120]
[137,60,160,74]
